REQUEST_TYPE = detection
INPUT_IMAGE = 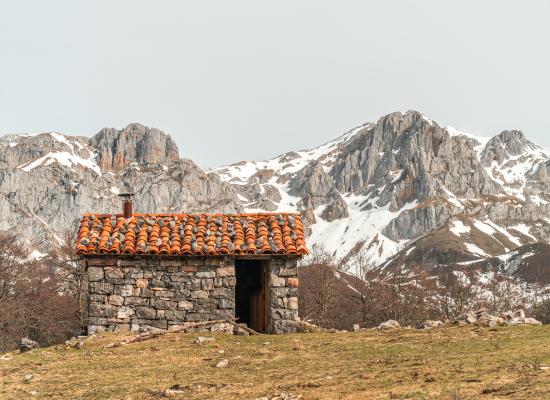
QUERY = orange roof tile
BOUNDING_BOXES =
[76,213,308,256]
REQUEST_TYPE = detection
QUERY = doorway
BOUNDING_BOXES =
[234,259,268,333]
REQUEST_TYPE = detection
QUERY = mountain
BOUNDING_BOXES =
[0,123,241,248]
[1,111,549,280]
[214,111,550,271]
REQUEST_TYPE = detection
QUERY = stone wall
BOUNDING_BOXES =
[268,258,300,333]
[85,256,299,334]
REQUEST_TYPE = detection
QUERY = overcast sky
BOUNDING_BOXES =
[1,1,549,167]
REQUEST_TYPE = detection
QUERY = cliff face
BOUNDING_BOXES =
[1,112,550,274]
[89,123,180,171]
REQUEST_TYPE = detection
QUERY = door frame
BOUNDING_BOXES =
[234,258,271,333]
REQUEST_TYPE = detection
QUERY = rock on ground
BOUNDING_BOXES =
[378,320,400,330]
[19,338,39,353]
[417,320,444,329]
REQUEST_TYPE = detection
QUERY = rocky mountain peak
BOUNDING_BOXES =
[480,129,542,166]
[89,123,180,171]
[0,132,91,170]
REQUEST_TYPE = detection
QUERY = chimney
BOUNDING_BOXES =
[118,186,135,218]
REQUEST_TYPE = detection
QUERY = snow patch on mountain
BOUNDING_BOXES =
[19,150,101,175]
[450,220,470,236]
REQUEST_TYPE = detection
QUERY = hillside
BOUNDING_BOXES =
[1,111,550,279]
[1,327,549,399]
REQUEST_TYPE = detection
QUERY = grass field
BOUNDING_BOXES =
[1,326,549,399]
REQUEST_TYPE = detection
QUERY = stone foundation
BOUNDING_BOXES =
[85,256,299,334]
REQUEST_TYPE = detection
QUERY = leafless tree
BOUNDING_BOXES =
[0,232,29,303]
[0,231,81,351]
[434,267,483,319]
[44,229,87,327]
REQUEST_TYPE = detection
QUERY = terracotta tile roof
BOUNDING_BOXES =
[76,213,308,256]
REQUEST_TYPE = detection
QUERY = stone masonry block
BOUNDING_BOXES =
[108,294,124,306]
[89,282,113,295]
[191,290,209,299]
[270,273,286,287]
[212,287,233,299]
[136,306,157,319]
[117,259,146,267]
[287,277,299,288]
[104,267,124,279]
[196,270,216,278]
[87,267,104,282]
[216,266,235,277]
[87,257,117,266]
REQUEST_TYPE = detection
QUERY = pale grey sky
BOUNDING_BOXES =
[1,1,549,167]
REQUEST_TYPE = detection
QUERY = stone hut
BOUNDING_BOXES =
[75,208,308,334]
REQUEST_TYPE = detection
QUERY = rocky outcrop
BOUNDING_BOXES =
[331,111,500,200]
[289,161,348,222]
[19,337,39,353]
[90,123,179,170]
[480,130,539,166]
[377,320,400,330]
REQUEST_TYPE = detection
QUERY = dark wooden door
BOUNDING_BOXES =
[249,262,267,332]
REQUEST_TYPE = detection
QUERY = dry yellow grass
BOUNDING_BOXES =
[1,325,549,399]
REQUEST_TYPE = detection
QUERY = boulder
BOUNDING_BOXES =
[478,315,503,327]
[378,320,400,330]
[417,320,444,329]
[512,309,526,320]
[19,338,39,353]
[523,317,542,325]
[454,311,477,324]
[500,311,514,320]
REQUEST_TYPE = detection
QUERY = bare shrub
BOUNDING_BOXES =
[44,229,87,327]
[0,232,80,352]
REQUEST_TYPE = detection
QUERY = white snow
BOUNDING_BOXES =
[20,150,101,175]
[307,196,417,269]
[464,242,489,257]
[473,220,496,235]
[450,220,470,236]
[49,132,74,150]
[442,187,464,208]
[510,223,538,241]
[486,219,522,246]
